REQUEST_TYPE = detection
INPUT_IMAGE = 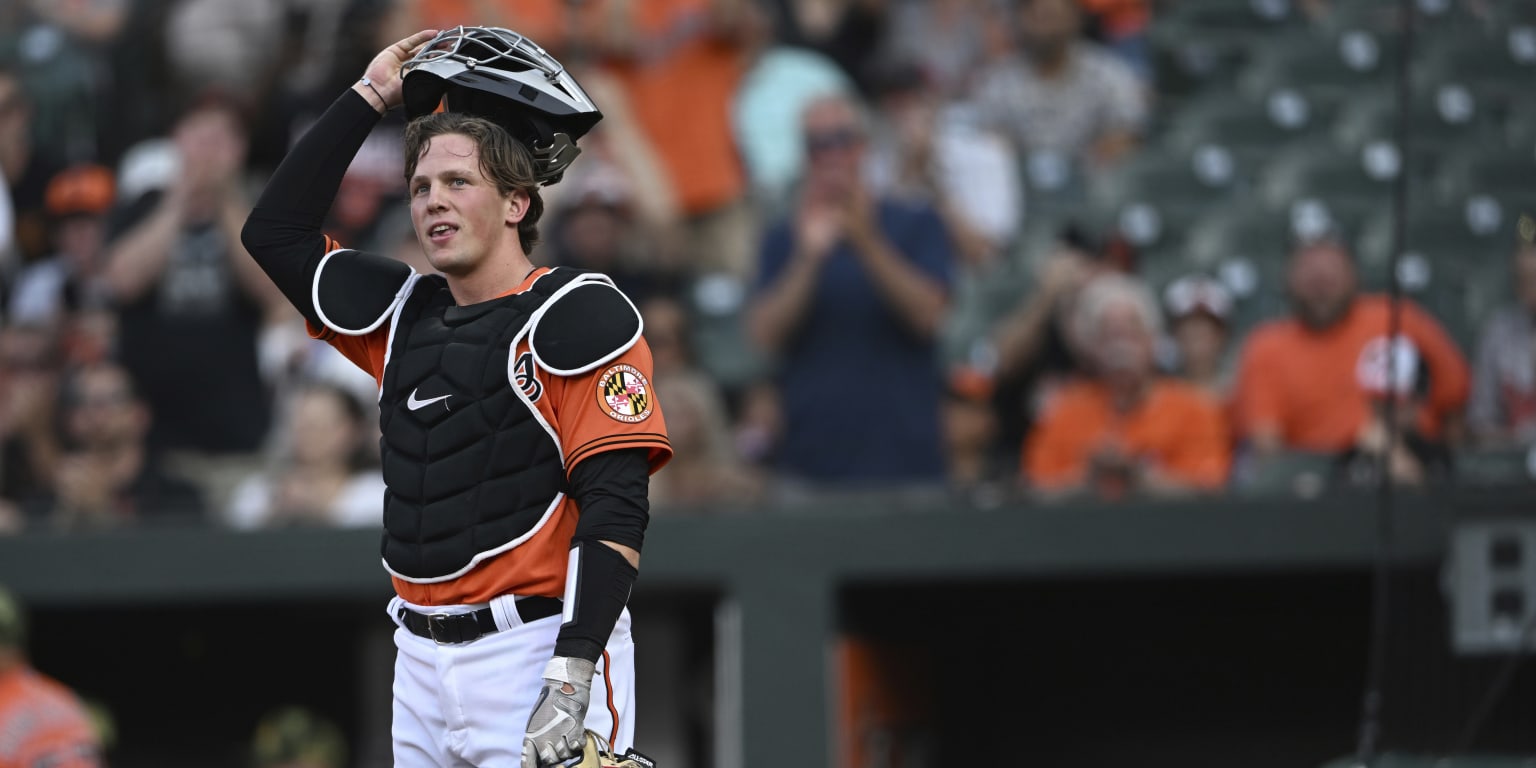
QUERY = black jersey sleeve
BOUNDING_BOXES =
[240,89,385,327]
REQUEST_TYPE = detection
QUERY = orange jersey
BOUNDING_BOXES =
[1024,378,1232,491]
[1232,295,1470,452]
[0,666,101,768]
[311,261,671,605]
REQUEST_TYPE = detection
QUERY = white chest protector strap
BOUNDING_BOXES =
[527,273,644,375]
[312,248,417,336]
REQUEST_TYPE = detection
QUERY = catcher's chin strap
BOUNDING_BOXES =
[564,731,656,768]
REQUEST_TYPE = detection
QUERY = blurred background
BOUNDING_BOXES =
[0,0,1534,765]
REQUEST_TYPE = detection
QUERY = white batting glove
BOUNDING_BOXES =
[522,656,595,768]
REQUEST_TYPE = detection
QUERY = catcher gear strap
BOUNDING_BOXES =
[527,274,642,376]
[312,248,416,336]
[569,732,657,768]
[554,540,637,664]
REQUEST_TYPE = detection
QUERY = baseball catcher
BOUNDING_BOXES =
[241,25,671,767]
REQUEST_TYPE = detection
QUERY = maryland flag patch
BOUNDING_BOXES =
[597,364,653,423]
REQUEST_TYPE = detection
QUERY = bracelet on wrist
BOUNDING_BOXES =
[359,77,386,107]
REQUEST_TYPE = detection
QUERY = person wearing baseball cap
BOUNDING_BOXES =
[1161,273,1234,399]
[0,585,104,767]
[8,164,116,326]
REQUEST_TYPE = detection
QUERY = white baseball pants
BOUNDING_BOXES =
[387,595,636,767]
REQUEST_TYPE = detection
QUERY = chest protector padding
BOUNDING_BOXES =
[378,269,583,581]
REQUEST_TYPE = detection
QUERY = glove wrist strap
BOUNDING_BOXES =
[542,656,596,687]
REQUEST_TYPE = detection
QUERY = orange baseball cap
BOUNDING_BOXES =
[46,164,116,218]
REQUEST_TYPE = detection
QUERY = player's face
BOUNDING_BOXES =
[409,133,525,276]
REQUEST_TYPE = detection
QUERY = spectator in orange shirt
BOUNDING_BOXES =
[1024,273,1231,500]
[583,0,756,278]
[1232,238,1471,457]
[0,585,103,768]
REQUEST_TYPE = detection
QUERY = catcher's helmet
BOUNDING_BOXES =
[401,25,602,185]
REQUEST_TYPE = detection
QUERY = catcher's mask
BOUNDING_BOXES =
[402,25,603,186]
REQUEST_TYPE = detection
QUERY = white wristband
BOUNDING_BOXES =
[542,656,596,686]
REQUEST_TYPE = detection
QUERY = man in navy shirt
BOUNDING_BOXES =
[747,92,953,486]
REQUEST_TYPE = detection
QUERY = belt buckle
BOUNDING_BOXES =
[426,612,453,644]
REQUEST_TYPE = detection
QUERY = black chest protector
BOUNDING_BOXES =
[311,251,643,582]
[377,270,573,581]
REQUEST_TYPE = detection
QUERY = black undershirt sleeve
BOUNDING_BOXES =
[555,447,652,662]
[240,89,385,327]
[567,447,651,551]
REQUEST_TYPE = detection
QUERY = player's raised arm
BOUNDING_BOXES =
[239,29,438,325]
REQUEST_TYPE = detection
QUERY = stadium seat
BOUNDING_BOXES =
[1238,28,1398,99]
[1414,26,1536,101]
[1314,0,1400,33]
[1435,144,1536,204]
[1257,139,1402,213]
[1492,0,1536,26]
[1019,150,1089,229]
[1355,194,1518,270]
[1085,146,1257,254]
[1179,201,1294,268]
[1330,82,1496,157]
[1507,102,1536,148]
[1164,88,1334,156]
[687,273,769,390]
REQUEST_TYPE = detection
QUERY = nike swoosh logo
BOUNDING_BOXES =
[527,707,577,741]
[407,388,451,411]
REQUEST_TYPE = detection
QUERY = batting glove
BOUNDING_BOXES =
[522,656,596,768]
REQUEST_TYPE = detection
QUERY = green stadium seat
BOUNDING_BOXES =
[1355,195,1518,270]
[1086,147,1258,254]
[1414,26,1536,101]
[1435,144,1536,204]
[1507,102,1536,148]
[1164,88,1334,156]
[1331,83,1496,156]
[1492,0,1536,26]
[687,274,769,390]
[1179,201,1293,268]
[1019,150,1089,227]
[1313,0,1401,34]
[1238,28,1397,99]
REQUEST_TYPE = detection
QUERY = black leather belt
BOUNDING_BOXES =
[397,596,562,644]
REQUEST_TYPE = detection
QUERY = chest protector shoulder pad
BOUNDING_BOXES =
[312,248,416,335]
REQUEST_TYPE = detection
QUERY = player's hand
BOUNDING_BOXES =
[522,656,595,768]
[360,28,440,110]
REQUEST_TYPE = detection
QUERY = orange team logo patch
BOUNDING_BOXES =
[597,364,653,423]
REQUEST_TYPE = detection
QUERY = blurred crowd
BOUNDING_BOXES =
[0,0,1528,534]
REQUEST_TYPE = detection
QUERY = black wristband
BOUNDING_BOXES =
[553,540,638,664]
